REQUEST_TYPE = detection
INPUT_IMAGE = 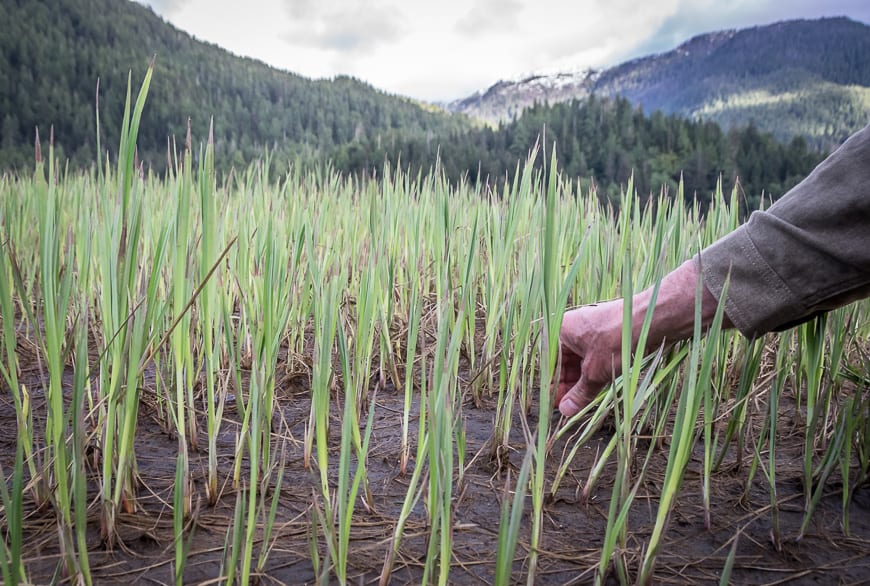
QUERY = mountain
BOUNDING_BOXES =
[448,18,870,149]
[0,0,467,172]
[447,71,600,126]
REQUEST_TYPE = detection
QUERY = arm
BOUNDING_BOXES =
[700,122,870,337]
[558,123,870,418]
[557,260,730,417]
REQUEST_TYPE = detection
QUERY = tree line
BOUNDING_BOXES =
[331,96,824,210]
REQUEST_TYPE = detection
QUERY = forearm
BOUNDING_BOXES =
[585,260,731,360]
[627,260,732,351]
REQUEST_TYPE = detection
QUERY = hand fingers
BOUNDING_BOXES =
[555,381,572,405]
[556,363,582,400]
[558,373,602,417]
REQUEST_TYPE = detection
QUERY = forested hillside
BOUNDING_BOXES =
[0,0,467,172]
[336,96,823,210]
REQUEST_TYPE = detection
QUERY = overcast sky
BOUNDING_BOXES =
[137,0,870,102]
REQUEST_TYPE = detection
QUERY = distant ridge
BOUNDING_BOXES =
[447,17,870,148]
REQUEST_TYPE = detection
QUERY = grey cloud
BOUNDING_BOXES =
[629,0,870,62]
[284,0,317,19]
[760,0,870,24]
[138,0,190,16]
[455,0,522,36]
[621,1,746,58]
[283,2,404,53]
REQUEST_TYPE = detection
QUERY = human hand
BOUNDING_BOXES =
[556,301,624,417]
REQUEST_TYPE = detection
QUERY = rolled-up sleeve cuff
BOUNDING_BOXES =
[696,226,806,339]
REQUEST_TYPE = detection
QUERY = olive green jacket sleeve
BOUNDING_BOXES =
[698,122,870,338]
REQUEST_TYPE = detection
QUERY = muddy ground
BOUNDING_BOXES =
[2,337,870,586]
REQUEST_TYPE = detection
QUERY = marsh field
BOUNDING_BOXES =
[1,72,870,586]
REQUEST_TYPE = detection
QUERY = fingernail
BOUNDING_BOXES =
[560,398,578,417]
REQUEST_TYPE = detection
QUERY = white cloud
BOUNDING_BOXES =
[137,0,870,102]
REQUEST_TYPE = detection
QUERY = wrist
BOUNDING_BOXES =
[629,260,727,352]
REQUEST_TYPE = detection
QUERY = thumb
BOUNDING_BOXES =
[558,373,601,417]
